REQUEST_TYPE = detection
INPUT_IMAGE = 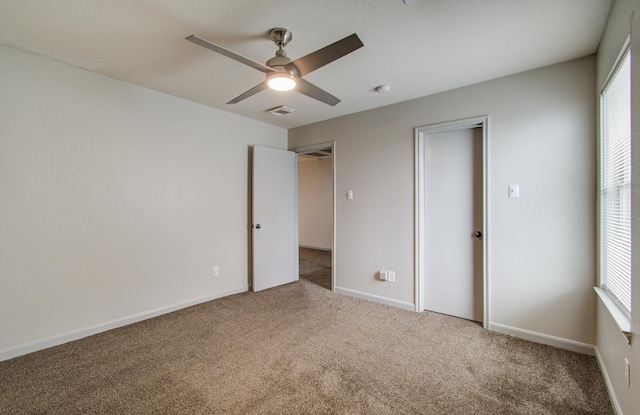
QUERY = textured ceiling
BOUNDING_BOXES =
[0,0,611,129]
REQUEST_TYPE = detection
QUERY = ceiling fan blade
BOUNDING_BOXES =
[227,81,268,104]
[288,34,363,77]
[186,35,275,74]
[295,78,340,106]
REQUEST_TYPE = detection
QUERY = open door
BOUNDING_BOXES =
[252,145,298,292]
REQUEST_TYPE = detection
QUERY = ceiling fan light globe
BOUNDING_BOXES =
[267,73,296,91]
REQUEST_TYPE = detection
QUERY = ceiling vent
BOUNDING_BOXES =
[266,105,297,116]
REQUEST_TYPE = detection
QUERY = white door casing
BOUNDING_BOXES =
[252,145,299,292]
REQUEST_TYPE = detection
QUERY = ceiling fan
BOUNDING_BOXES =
[186,28,363,106]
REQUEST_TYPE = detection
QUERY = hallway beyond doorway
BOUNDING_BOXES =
[299,247,331,290]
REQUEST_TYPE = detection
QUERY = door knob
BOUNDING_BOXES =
[473,231,482,240]
[255,224,261,229]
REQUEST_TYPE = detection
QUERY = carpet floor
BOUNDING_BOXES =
[299,247,331,290]
[0,253,613,414]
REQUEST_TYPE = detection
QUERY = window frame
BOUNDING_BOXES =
[598,41,632,329]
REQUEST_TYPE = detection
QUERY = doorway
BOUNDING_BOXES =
[414,116,489,327]
[294,143,336,291]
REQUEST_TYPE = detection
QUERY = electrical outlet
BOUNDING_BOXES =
[213,266,219,277]
[625,358,631,387]
[387,271,396,283]
[379,270,387,281]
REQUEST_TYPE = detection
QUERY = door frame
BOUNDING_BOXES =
[291,142,337,291]
[414,116,490,328]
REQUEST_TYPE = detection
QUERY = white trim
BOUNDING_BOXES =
[414,132,425,312]
[335,286,415,311]
[292,141,337,292]
[0,286,248,362]
[293,151,300,282]
[414,116,490,329]
[480,118,491,325]
[331,143,336,292]
[594,287,632,343]
[489,322,595,355]
[601,36,631,94]
[594,347,624,415]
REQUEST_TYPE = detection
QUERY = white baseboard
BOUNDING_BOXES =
[334,286,415,311]
[299,244,332,251]
[0,286,248,362]
[489,322,595,355]
[594,347,624,415]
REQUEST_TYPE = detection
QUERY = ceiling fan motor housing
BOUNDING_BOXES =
[266,29,299,77]
[266,58,299,78]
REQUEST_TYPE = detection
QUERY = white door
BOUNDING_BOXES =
[424,128,483,322]
[252,145,299,292]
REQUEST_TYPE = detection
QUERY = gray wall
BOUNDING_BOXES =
[595,0,640,413]
[290,56,597,349]
[0,45,287,359]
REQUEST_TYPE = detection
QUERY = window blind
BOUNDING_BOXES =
[600,48,632,316]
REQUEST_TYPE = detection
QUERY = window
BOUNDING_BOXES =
[600,46,632,317]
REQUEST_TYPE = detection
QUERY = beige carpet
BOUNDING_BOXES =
[299,247,332,290]
[0,275,612,414]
